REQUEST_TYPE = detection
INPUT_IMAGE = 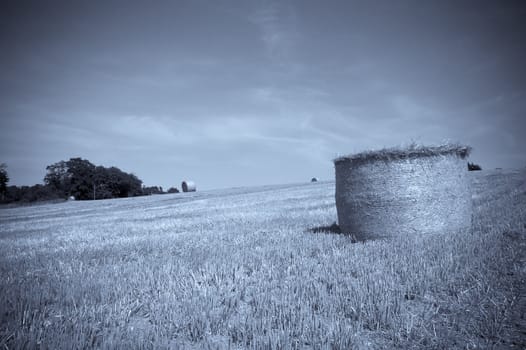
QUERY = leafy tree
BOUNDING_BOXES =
[44,160,70,197]
[66,158,96,200]
[0,163,8,201]
[45,158,143,200]
[19,157,144,202]
[102,166,141,198]
[45,158,96,200]
[125,172,143,197]
[91,166,113,199]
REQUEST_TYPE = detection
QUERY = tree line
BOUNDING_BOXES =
[0,158,179,204]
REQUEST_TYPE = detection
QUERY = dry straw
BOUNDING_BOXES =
[181,180,196,192]
[334,143,472,240]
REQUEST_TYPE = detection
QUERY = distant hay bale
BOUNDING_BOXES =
[311,177,319,182]
[181,180,196,192]
[333,143,472,240]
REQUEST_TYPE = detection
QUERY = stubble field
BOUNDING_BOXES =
[1,169,525,349]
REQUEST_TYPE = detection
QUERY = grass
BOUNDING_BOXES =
[333,143,471,164]
[0,169,525,349]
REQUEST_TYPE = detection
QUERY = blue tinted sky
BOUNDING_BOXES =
[1,0,525,190]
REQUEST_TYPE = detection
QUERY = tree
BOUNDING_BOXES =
[3,183,60,203]
[126,173,143,197]
[66,158,96,200]
[0,163,9,201]
[44,160,70,197]
[45,158,96,199]
[43,158,144,200]
[99,167,142,198]
[91,166,113,199]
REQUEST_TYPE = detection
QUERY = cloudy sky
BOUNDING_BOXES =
[1,0,525,190]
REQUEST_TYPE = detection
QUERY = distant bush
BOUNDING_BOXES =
[167,187,180,193]
[468,162,482,171]
[0,163,9,201]
[3,184,61,204]
[142,186,164,195]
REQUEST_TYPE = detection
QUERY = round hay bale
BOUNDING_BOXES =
[181,180,196,192]
[333,144,472,240]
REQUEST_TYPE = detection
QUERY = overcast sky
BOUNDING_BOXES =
[1,0,525,190]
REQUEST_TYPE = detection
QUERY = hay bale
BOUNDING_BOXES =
[181,180,196,192]
[333,143,472,240]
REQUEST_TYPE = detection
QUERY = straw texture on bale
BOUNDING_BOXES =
[181,180,196,192]
[334,144,472,240]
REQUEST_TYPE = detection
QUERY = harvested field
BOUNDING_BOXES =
[1,169,525,349]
